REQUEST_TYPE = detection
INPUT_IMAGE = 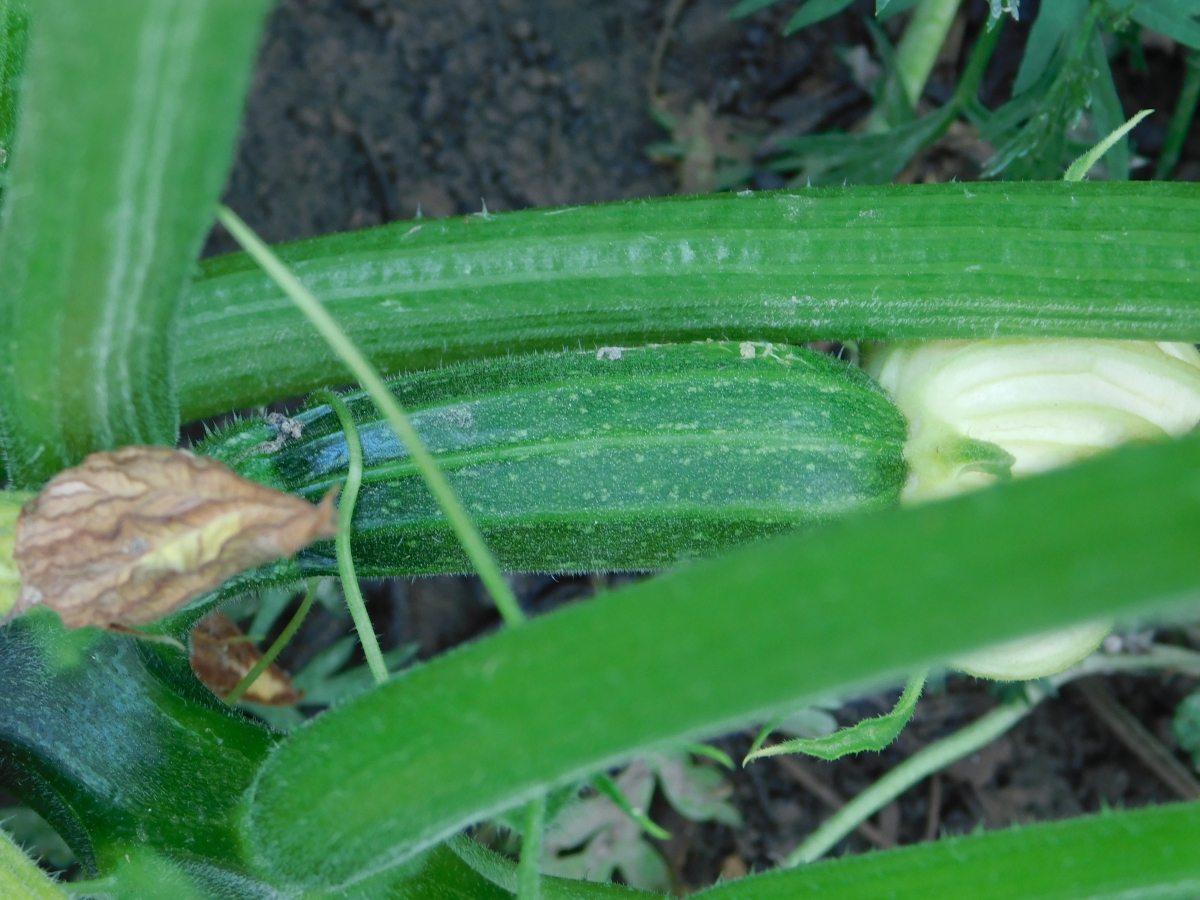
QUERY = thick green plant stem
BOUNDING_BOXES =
[696,800,1200,900]
[895,0,962,107]
[241,432,1200,889]
[0,829,67,899]
[1156,51,1200,181]
[0,612,275,873]
[518,796,545,900]
[0,0,270,487]
[226,580,319,706]
[216,206,525,629]
[312,391,389,683]
[181,183,1200,422]
[785,695,1033,865]
[0,0,26,176]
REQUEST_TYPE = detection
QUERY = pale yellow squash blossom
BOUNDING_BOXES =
[865,339,1200,681]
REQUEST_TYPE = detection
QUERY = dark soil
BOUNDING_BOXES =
[195,0,1200,893]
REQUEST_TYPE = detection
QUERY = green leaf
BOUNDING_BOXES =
[745,671,925,763]
[1064,108,1154,182]
[771,104,956,185]
[877,0,921,22]
[242,431,1200,890]
[0,0,270,486]
[1084,33,1133,181]
[1013,0,1086,95]
[784,0,857,34]
[181,182,1200,422]
[728,0,783,20]
[1173,688,1200,769]
[694,801,1200,900]
[1132,0,1200,49]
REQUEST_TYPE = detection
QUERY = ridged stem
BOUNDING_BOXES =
[177,182,1200,425]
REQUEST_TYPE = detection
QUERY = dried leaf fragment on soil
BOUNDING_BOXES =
[190,611,302,706]
[11,446,337,628]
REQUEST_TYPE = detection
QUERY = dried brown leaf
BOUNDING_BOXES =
[190,611,302,706]
[12,446,337,628]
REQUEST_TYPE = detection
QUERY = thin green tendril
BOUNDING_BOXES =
[312,390,388,685]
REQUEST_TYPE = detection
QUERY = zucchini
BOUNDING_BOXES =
[201,342,907,574]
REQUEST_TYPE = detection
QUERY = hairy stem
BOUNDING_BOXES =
[518,794,546,900]
[180,183,1200,423]
[313,391,389,683]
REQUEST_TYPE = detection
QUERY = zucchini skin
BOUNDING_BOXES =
[201,342,907,574]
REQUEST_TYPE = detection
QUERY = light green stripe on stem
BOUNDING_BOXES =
[182,183,1200,422]
[785,695,1032,865]
[225,579,319,706]
[313,391,388,684]
[216,205,525,629]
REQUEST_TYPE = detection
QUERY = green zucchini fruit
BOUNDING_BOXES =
[201,342,907,575]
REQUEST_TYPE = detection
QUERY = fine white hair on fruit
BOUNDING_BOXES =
[864,339,1200,680]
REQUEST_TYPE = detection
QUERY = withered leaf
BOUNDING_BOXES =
[12,446,338,629]
[190,611,302,706]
